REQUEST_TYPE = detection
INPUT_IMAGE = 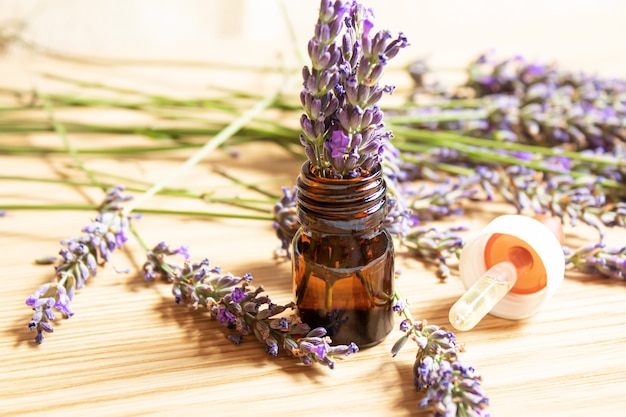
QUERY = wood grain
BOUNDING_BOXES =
[1,53,626,417]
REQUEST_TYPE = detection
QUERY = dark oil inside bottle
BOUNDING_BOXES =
[293,231,394,348]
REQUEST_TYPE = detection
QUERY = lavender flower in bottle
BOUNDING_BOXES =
[292,0,407,348]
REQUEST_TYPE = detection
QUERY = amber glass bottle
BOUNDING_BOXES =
[292,162,394,348]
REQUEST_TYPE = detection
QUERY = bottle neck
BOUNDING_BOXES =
[296,162,387,234]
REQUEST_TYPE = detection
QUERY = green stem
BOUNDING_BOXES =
[0,203,274,220]
[393,127,625,190]
[215,170,281,199]
[0,143,201,155]
[122,73,295,215]
[0,118,300,151]
[392,289,418,330]
[130,224,149,251]
[0,175,276,211]
[392,125,625,167]
[41,96,104,191]
[386,109,487,124]
[400,154,475,177]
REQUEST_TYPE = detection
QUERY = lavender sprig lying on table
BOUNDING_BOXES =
[397,145,626,239]
[565,242,626,280]
[143,242,359,368]
[25,186,134,344]
[391,294,490,416]
[406,51,626,153]
[464,51,626,151]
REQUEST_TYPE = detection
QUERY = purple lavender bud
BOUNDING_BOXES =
[399,320,410,332]
[58,248,75,263]
[392,299,406,312]
[85,252,98,276]
[326,129,351,158]
[54,297,73,317]
[39,321,54,333]
[31,310,43,323]
[316,70,334,94]
[172,286,182,304]
[230,287,247,304]
[337,107,351,132]
[300,115,316,141]
[349,105,364,131]
[104,232,117,252]
[271,317,290,331]
[384,32,409,59]
[216,307,236,325]
[367,64,385,86]
[364,87,383,108]
[67,285,75,301]
[369,31,392,59]
[98,239,109,263]
[78,262,90,283]
[301,340,330,358]
[243,301,259,314]
[315,21,332,44]
[227,334,243,345]
[306,327,328,338]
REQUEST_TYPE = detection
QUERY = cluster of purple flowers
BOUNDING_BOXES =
[406,51,626,166]
[390,310,490,417]
[299,0,408,178]
[143,242,359,368]
[386,137,626,244]
[271,186,299,259]
[25,186,133,344]
[407,51,626,153]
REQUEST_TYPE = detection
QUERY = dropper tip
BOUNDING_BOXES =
[449,310,474,331]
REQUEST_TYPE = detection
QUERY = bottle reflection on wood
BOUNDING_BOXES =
[292,163,394,348]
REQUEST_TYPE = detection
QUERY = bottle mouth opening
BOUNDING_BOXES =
[296,162,387,225]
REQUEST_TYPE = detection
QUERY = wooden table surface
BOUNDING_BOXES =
[2,46,626,417]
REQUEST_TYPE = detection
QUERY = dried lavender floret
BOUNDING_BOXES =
[25,186,134,344]
[142,241,190,281]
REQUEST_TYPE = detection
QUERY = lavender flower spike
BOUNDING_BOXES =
[150,243,358,368]
[300,0,408,178]
[26,186,135,344]
[391,290,490,416]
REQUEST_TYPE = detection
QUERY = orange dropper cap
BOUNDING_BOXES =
[449,214,565,331]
